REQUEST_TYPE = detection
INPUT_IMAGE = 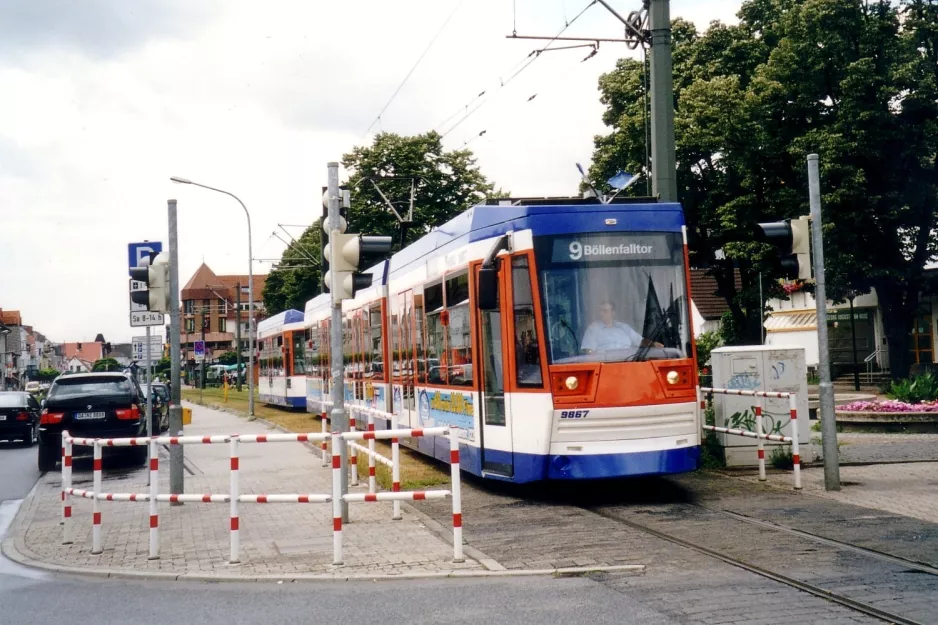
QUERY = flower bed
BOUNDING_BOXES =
[837,400,938,413]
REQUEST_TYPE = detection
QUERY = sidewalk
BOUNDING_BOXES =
[2,402,486,580]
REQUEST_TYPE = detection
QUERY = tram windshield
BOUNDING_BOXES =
[533,232,691,364]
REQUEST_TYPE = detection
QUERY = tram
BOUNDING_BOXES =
[305,196,701,482]
[256,309,307,408]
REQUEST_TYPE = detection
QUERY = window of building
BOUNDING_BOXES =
[445,272,473,387]
[218,318,227,333]
[512,256,543,387]
[424,282,446,384]
[184,300,194,314]
[185,318,195,333]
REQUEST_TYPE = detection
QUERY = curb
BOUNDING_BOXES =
[2,536,643,583]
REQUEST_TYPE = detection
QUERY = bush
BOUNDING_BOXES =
[770,446,794,470]
[696,331,722,370]
[887,372,938,404]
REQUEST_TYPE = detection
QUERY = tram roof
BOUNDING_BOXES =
[257,308,304,333]
[301,196,684,315]
[386,197,684,279]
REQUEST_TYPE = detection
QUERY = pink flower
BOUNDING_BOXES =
[837,400,938,413]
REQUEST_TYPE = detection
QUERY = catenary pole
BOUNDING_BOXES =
[168,199,184,497]
[808,154,840,491]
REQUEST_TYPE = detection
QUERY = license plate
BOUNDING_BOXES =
[73,411,106,421]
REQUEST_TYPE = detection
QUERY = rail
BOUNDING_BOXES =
[863,349,885,384]
[61,423,463,567]
[698,387,802,490]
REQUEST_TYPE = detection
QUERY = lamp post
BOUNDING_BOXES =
[170,177,255,416]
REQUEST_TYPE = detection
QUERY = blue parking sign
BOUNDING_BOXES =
[128,241,163,274]
[194,340,205,362]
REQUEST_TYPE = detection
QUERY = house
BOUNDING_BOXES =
[65,356,94,374]
[179,263,267,365]
[62,341,105,364]
[763,266,938,376]
[689,269,741,338]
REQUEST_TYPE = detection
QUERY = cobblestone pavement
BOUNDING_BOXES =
[6,402,481,578]
[758,460,938,525]
[836,432,938,464]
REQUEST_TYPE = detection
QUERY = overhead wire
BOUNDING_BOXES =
[436,0,598,140]
[362,0,466,137]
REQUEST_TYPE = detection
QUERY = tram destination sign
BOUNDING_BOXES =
[551,233,676,263]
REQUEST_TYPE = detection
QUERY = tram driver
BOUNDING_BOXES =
[580,300,662,354]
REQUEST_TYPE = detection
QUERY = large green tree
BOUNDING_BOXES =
[261,224,322,314]
[91,358,121,372]
[590,0,938,377]
[342,131,497,247]
[263,132,499,315]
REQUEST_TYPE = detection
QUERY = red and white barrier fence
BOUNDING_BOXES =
[698,387,802,490]
[60,421,464,567]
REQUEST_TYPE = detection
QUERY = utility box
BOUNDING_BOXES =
[182,407,192,426]
[709,345,813,467]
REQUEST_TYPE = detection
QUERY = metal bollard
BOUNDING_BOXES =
[61,432,72,544]
[449,429,464,563]
[229,436,240,564]
[391,410,401,520]
[789,394,802,490]
[349,413,358,486]
[332,432,343,565]
[148,438,160,559]
[367,414,376,494]
[91,442,102,554]
[755,406,767,482]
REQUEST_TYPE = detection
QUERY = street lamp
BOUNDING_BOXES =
[170,176,256,416]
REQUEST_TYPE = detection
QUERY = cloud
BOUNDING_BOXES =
[0,0,218,60]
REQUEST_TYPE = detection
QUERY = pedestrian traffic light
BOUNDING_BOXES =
[755,216,811,280]
[320,186,349,295]
[323,234,394,301]
[130,252,172,312]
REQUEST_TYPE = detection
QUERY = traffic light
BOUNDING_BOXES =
[130,252,172,312]
[320,186,349,294]
[756,216,811,280]
[323,233,394,301]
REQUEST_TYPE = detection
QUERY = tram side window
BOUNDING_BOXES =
[369,305,383,379]
[512,257,543,387]
[343,319,351,380]
[391,303,400,381]
[321,323,331,394]
[415,293,426,385]
[293,332,306,375]
[445,272,473,387]
[258,339,266,376]
[424,282,446,385]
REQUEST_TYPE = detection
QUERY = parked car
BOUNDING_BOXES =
[141,382,170,433]
[24,381,41,394]
[0,391,41,446]
[38,372,150,471]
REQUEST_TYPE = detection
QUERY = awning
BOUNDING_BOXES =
[765,311,817,333]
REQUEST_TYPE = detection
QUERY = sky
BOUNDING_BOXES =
[0,0,742,345]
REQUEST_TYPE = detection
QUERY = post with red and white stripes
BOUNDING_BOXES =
[91,441,102,554]
[61,432,72,544]
[148,438,160,559]
[789,394,802,490]
[367,414,376,494]
[391,409,401,520]
[349,414,358,486]
[449,429,464,563]
[229,435,240,564]
[754,406,767,482]
[320,412,329,467]
[331,432,343,565]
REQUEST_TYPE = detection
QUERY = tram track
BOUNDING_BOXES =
[582,502,938,625]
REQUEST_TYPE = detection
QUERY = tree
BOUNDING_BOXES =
[155,356,171,377]
[261,223,322,315]
[262,132,500,315]
[217,351,238,366]
[590,0,938,377]
[92,358,121,372]
[36,368,60,382]
[342,132,497,248]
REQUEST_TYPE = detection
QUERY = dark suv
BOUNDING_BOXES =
[0,391,41,446]
[38,372,149,471]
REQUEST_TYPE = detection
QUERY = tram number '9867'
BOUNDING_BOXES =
[559,410,589,419]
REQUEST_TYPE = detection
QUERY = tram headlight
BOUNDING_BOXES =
[564,376,579,391]
[666,370,680,385]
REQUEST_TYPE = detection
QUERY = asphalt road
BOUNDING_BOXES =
[0,443,675,625]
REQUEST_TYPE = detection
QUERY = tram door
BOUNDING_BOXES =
[474,262,514,477]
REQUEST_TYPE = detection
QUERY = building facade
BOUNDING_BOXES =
[179,263,266,366]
